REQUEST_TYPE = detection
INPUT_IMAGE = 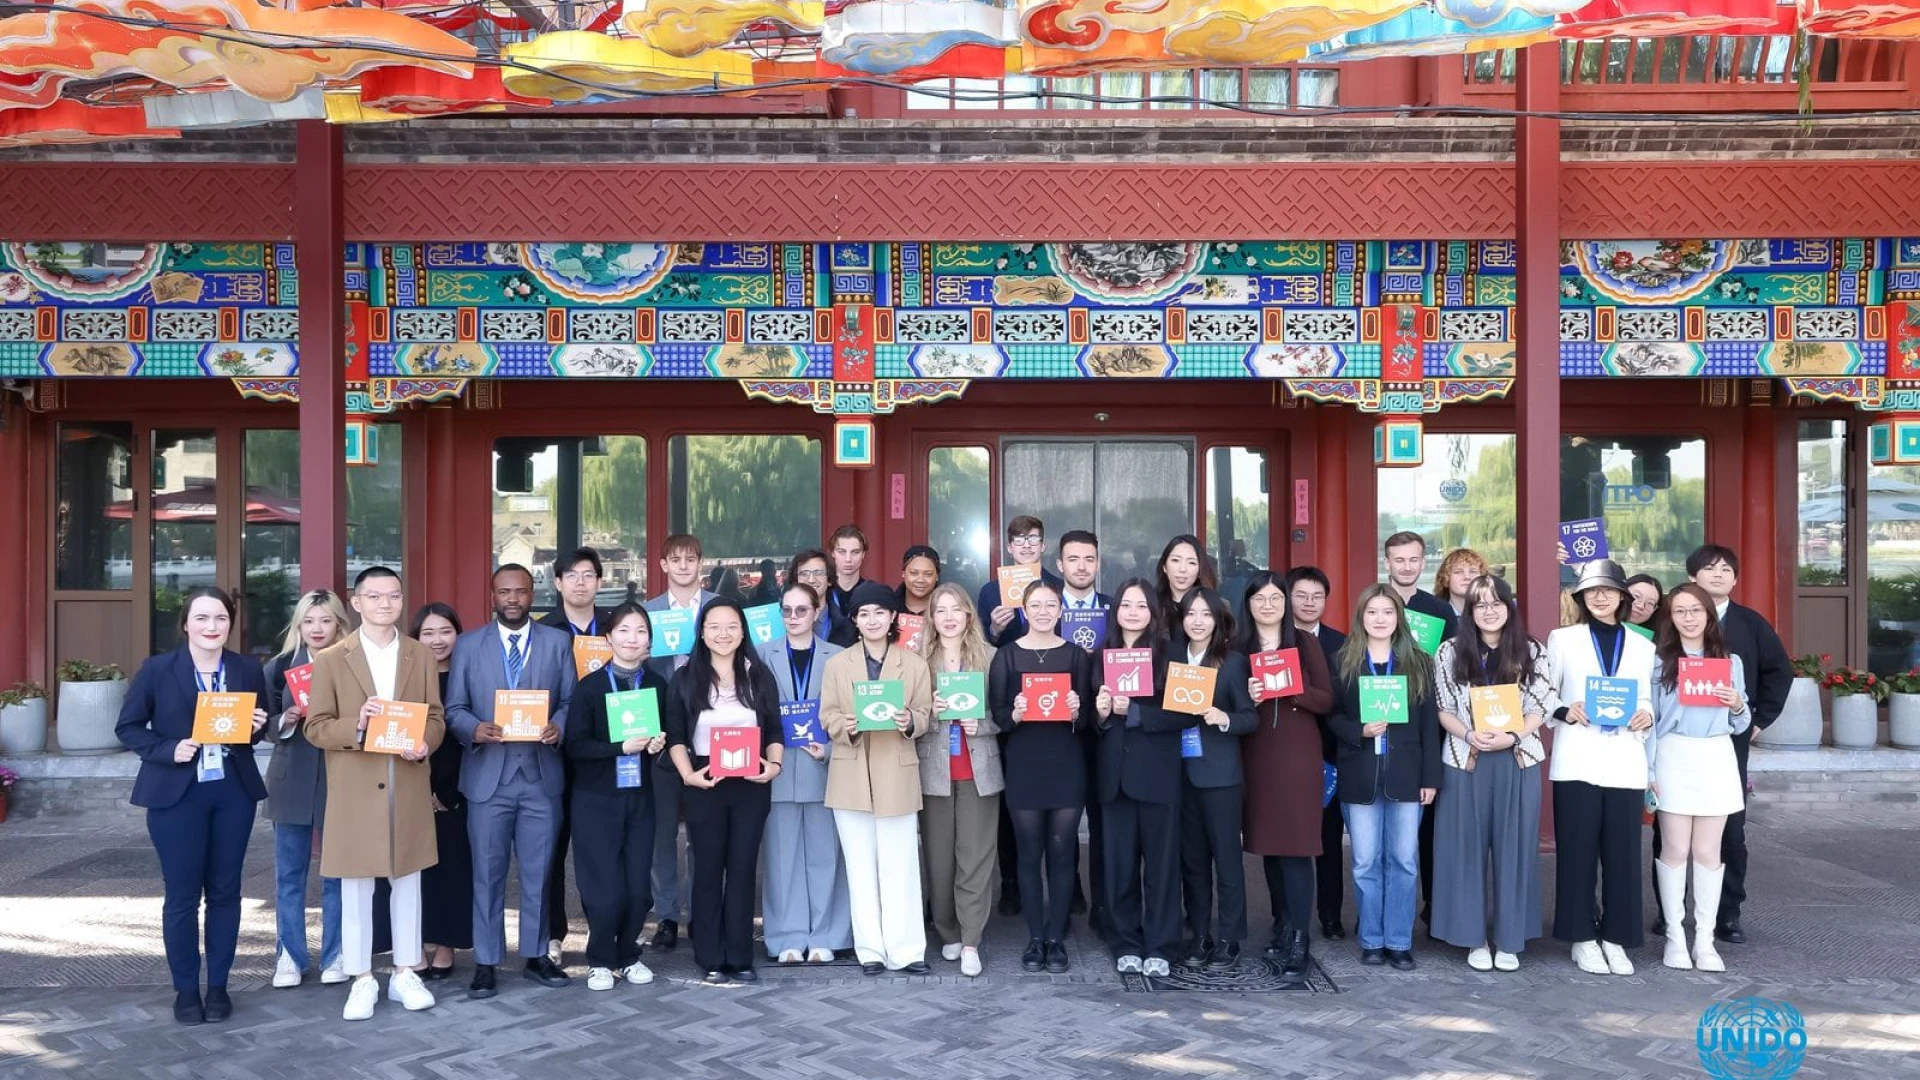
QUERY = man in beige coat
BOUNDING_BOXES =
[820,582,933,974]
[306,567,446,1021]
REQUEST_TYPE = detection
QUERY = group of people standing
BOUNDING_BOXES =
[114,516,1789,1025]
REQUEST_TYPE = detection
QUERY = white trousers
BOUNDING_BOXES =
[833,809,926,968]
[341,872,422,976]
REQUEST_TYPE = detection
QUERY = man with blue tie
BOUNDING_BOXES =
[446,564,575,999]
[643,533,714,952]
[1057,529,1113,936]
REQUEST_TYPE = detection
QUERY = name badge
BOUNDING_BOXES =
[949,723,964,756]
[197,743,225,782]
[615,754,643,789]
[1181,727,1203,759]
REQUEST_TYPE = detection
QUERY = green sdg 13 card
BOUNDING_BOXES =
[1358,675,1410,724]
[605,686,661,740]
[936,671,986,721]
[853,679,905,731]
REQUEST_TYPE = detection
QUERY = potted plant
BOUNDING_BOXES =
[0,765,16,823]
[55,659,127,755]
[0,681,49,755]
[1886,667,1920,750]
[1756,653,1827,752]
[1824,665,1885,750]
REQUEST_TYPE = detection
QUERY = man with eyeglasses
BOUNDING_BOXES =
[975,516,1065,649]
[1286,566,1350,942]
[535,548,612,967]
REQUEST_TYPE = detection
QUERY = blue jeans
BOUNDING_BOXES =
[273,823,341,971]
[1345,799,1423,951]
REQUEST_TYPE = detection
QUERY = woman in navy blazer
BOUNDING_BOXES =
[115,587,270,1025]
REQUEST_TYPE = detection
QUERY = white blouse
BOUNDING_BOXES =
[1543,622,1657,790]
[693,684,757,756]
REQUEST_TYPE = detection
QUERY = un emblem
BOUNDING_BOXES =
[1070,624,1099,650]
[1697,997,1807,1080]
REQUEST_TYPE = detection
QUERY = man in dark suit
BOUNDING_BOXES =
[534,546,612,967]
[446,564,575,999]
[641,534,715,951]
[1648,545,1792,944]
[1058,529,1115,935]
[1287,566,1348,940]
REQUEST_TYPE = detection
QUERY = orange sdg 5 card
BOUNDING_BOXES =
[364,699,428,755]
[193,691,257,744]
[495,689,551,742]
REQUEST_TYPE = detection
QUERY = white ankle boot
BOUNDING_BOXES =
[1654,860,1692,970]
[1691,861,1727,972]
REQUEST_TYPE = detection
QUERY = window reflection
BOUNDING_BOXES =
[668,434,819,604]
[1376,434,1517,585]
[55,422,132,591]
[493,436,648,611]
[1867,460,1920,674]
[1561,435,1706,589]
[1796,420,1847,586]
[928,446,991,604]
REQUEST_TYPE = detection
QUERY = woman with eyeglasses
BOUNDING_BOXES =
[1430,576,1553,972]
[919,583,1002,977]
[1625,574,1665,636]
[265,588,351,991]
[1233,572,1337,981]
[759,581,852,966]
[786,549,834,637]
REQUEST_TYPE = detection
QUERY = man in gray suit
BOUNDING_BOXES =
[445,564,575,999]
[642,533,714,951]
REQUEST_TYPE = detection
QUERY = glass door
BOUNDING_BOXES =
[149,428,224,655]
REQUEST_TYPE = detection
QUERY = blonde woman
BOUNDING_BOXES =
[918,583,1002,977]
[265,589,352,989]
[1433,549,1490,622]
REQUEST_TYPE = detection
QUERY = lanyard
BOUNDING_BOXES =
[1590,624,1624,679]
[788,647,812,701]
[603,665,629,695]
[195,659,225,693]
[1368,652,1395,677]
[576,614,598,637]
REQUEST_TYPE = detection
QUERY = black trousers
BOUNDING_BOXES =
[1551,780,1645,948]
[147,777,255,993]
[1316,799,1345,928]
[1263,855,1314,939]
[1179,782,1247,945]
[683,779,770,973]
[1101,795,1181,959]
[544,760,575,943]
[1418,798,1436,921]
[1082,735,1105,921]
[570,787,656,970]
[1650,726,1750,928]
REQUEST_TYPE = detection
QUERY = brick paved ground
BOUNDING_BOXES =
[2,802,1916,1079]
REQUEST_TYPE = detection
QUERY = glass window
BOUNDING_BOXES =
[151,429,219,654]
[493,436,648,611]
[1050,74,1094,109]
[54,422,132,591]
[668,434,819,604]
[927,446,992,605]
[1867,460,1920,675]
[1247,69,1291,107]
[1561,435,1706,590]
[1100,71,1144,109]
[908,78,953,110]
[1202,68,1241,105]
[1296,68,1338,107]
[1001,440,1095,571]
[951,76,997,108]
[1002,74,1041,109]
[1207,446,1269,602]
[1150,70,1194,109]
[1376,433,1516,587]
[348,424,405,575]
[1795,420,1847,586]
[1002,438,1193,588]
[242,430,300,657]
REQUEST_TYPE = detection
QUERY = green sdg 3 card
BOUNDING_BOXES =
[605,687,661,740]
[854,679,905,731]
[1358,675,1410,724]
[936,671,986,721]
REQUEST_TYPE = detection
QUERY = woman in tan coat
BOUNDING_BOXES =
[821,581,934,974]
[304,567,446,1021]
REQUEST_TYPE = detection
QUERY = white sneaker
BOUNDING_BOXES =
[343,974,379,1021]
[778,949,804,965]
[1115,954,1143,974]
[1466,946,1493,972]
[807,948,835,964]
[1493,951,1520,972]
[547,939,565,967]
[587,967,616,992]
[621,960,654,985]
[960,948,982,978]
[1142,957,1171,977]
[1600,941,1634,976]
[320,962,349,985]
[272,950,303,989]
[387,968,435,1011]
[1571,940,1609,974]
[941,942,963,962]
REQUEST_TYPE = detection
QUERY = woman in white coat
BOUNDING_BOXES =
[1544,559,1656,977]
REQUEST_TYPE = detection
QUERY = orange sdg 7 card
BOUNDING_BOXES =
[193,692,257,744]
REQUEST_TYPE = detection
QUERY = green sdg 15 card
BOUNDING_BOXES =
[605,687,661,740]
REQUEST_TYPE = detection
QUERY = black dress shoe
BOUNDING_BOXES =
[172,990,204,1025]
[1714,920,1745,945]
[704,970,731,985]
[1207,942,1241,971]
[202,986,232,1023]
[1021,940,1046,972]
[901,960,931,975]
[652,919,679,950]
[998,891,1021,917]
[1320,921,1346,941]
[1044,941,1069,974]
[1280,930,1312,982]
[1359,948,1386,966]
[861,961,886,976]
[524,957,570,987]
[733,967,759,983]
[1264,937,1287,960]
[1183,937,1214,968]
[422,963,454,982]
[469,964,497,999]
[1386,949,1417,971]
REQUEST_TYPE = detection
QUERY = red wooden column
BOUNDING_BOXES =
[1514,44,1562,636]
[0,401,32,684]
[295,121,348,592]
